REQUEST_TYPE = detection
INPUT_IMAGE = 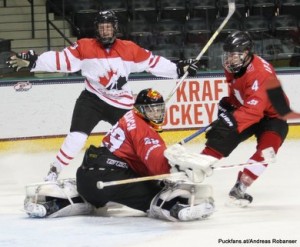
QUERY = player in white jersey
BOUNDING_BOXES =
[7,10,197,181]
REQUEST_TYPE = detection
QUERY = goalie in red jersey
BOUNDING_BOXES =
[75,88,216,221]
[198,31,289,207]
[24,88,216,221]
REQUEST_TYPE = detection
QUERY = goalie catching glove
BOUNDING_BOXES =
[164,144,218,183]
[6,50,38,71]
[176,59,198,78]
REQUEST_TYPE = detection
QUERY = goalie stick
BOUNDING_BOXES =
[96,147,275,189]
[96,159,271,189]
[164,0,236,105]
[96,172,186,189]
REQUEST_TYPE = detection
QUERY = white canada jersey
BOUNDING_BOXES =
[31,38,178,109]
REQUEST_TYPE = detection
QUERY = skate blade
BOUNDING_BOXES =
[225,196,251,208]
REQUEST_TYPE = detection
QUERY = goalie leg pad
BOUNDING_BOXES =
[48,201,93,218]
[170,198,215,221]
[24,199,93,218]
[148,182,215,222]
[24,179,93,218]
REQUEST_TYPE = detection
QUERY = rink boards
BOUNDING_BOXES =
[0,71,300,152]
[0,126,299,153]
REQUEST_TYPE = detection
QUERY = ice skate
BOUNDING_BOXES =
[24,200,59,218]
[227,180,253,208]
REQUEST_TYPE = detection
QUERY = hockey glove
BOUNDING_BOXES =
[218,97,237,116]
[7,50,38,71]
[44,161,63,182]
[206,111,239,157]
[164,144,217,183]
[176,59,198,78]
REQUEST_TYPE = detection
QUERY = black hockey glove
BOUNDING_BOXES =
[176,59,198,78]
[6,50,38,71]
[217,97,236,116]
[205,111,239,157]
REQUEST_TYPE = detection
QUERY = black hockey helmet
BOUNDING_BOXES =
[134,88,166,132]
[222,31,253,73]
[94,10,118,47]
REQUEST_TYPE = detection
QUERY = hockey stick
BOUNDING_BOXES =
[177,122,213,145]
[164,0,236,105]
[96,172,186,189]
[96,147,275,189]
[96,160,267,189]
[214,160,269,171]
[212,147,276,170]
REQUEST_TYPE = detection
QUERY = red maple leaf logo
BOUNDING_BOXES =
[99,69,117,87]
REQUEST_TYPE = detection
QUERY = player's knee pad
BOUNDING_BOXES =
[24,179,93,218]
[148,182,215,222]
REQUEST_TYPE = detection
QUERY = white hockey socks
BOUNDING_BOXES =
[55,131,88,166]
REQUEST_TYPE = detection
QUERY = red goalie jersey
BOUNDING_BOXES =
[102,110,171,176]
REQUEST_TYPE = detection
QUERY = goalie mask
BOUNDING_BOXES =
[134,88,166,132]
[95,10,118,48]
[222,31,253,74]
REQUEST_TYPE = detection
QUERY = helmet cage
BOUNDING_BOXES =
[222,31,253,73]
[222,51,248,73]
[95,11,118,47]
[135,103,166,125]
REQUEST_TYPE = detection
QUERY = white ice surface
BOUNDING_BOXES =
[0,140,299,247]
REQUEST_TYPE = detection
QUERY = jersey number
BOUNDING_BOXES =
[107,125,125,152]
[251,80,259,91]
[144,137,159,145]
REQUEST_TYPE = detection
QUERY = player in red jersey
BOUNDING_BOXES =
[199,31,289,206]
[7,10,197,181]
[24,89,216,221]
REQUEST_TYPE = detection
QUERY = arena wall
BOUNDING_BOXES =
[1,71,299,151]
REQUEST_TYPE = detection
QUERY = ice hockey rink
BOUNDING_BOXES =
[0,140,299,247]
